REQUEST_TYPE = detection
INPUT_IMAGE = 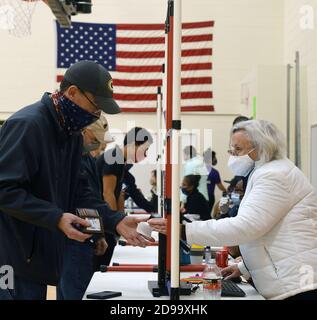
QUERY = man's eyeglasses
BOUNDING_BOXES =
[79,88,101,116]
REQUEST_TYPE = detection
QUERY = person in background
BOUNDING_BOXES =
[149,170,158,213]
[58,114,115,300]
[122,167,157,214]
[95,127,154,264]
[229,115,251,194]
[181,146,208,212]
[214,178,244,220]
[203,148,226,211]
[88,117,114,158]
[0,60,152,300]
[181,175,211,221]
[149,120,317,300]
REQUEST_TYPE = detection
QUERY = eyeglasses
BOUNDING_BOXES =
[79,88,101,116]
[227,147,254,156]
[227,148,241,156]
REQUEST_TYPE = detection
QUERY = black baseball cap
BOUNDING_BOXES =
[63,60,120,114]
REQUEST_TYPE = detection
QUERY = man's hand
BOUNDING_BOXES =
[116,216,155,247]
[147,218,167,235]
[94,237,108,256]
[57,212,92,242]
[221,264,242,280]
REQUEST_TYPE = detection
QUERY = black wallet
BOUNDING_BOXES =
[76,208,104,234]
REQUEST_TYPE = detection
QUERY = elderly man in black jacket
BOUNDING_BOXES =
[0,61,152,300]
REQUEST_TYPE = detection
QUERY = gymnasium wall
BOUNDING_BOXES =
[0,0,286,198]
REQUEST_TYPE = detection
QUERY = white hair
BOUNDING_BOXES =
[231,120,286,165]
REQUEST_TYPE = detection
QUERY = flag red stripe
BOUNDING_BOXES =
[116,63,211,73]
[116,21,214,30]
[116,34,213,45]
[120,107,157,112]
[181,105,214,112]
[181,91,213,99]
[117,49,212,58]
[56,75,63,83]
[117,37,165,44]
[117,51,165,58]
[114,92,213,101]
[114,93,157,101]
[113,79,163,87]
[117,24,165,30]
[113,77,212,86]
[182,21,214,29]
[116,65,163,72]
[182,48,212,57]
[181,63,212,71]
[182,77,212,85]
[120,106,214,113]
[182,34,213,43]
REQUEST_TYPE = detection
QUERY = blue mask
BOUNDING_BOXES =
[231,192,241,206]
[57,95,99,134]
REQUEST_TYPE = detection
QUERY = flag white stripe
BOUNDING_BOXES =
[116,98,213,109]
[116,55,211,66]
[182,27,213,36]
[117,27,213,38]
[116,41,212,52]
[117,43,164,52]
[117,30,164,38]
[114,84,213,94]
[110,69,212,80]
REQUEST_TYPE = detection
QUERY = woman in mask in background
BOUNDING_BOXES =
[181,174,211,221]
[149,120,317,300]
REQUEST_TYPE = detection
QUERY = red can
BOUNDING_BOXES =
[216,250,228,268]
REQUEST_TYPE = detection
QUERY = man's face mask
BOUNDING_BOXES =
[58,94,99,133]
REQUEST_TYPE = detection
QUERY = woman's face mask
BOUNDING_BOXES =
[230,192,241,206]
[227,149,255,177]
[84,141,101,152]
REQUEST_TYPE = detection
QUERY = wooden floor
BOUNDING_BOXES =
[47,286,56,300]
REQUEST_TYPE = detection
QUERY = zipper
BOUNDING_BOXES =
[26,229,37,264]
[264,246,278,275]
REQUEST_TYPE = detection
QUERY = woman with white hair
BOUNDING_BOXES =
[149,120,317,300]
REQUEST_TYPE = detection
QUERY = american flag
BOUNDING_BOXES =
[56,21,214,112]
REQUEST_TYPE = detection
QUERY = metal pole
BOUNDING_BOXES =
[170,0,181,301]
[295,51,301,168]
[156,87,162,218]
[286,64,292,158]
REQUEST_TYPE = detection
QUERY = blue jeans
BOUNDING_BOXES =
[57,239,95,300]
[0,275,47,300]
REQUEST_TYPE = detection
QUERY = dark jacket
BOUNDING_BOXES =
[123,169,156,213]
[81,153,102,200]
[184,189,211,221]
[0,93,125,285]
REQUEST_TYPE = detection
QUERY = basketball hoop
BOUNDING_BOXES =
[0,0,40,37]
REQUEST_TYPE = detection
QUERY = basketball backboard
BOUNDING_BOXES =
[45,0,92,28]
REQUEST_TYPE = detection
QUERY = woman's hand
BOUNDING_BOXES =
[221,263,242,280]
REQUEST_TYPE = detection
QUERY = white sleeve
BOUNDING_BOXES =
[237,261,251,280]
[185,170,295,246]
